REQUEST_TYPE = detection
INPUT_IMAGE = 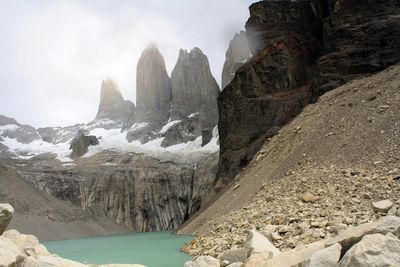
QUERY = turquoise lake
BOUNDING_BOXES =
[43,231,193,267]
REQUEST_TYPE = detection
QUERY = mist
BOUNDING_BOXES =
[0,0,254,128]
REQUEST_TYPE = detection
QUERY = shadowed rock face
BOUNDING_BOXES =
[69,129,99,158]
[221,31,251,89]
[16,151,218,232]
[95,79,135,122]
[171,48,220,130]
[136,46,172,123]
[0,115,41,144]
[217,0,400,182]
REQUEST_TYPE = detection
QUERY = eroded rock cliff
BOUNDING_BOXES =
[218,0,400,182]
[136,46,172,123]
[16,151,218,232]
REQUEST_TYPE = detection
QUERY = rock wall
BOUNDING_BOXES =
[171,48,220,130]
[95,79,135,122]
[136,46,172,123]
[221,31,251,89]
[218,0,400,182]
[17,152,218,232]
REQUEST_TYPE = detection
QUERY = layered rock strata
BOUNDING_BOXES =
[218,0,400,181]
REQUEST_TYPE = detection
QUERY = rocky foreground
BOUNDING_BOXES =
[184,215,400,266]
[0,203,146,267]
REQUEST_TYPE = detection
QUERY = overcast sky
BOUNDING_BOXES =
[0,0,254,127]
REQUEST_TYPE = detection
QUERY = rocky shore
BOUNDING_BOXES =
[1,203,146,267]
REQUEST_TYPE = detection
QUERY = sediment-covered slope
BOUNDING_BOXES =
[179,65,400,255]
[0,162,129,241]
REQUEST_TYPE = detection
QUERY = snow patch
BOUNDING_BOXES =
[160,120,181,134]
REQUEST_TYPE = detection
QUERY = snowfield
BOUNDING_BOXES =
[0,122,219,162]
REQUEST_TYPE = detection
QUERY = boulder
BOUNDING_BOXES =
[339,233,400,267]
[0,236,25,267]
[226,263,243,267]
[244,230,280,257]
[69,129,99,158]
[244,251,272,267]
[219,248,247,264]
[372,199,393,213]
[2,229,40,251]
[305,243,342,267]
[0,203,14,234]
[374,215,400,238]
[37,255,87,267]
[23,256,40,267]
[184,256,220,267]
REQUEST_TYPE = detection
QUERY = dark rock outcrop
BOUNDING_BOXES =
[218,0,400,182]
[161,116,200,148]
[170,48,220,130]
[221,31,251,89]
[69,129,99,158]
[95,79,135,122]
[0,115,41,144]
[136,46,172,123]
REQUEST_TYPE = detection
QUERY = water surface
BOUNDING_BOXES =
[43,231,193,267]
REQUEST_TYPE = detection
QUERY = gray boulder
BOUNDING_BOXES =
[219,248,247,264]
[305,243,342,267]
[0,236,25,267]
[69,129,99,158]
[0,203,14,235]
[339,233,400,267]
[184,256,220,267]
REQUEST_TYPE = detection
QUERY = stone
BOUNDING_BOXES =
[94,79,135,122]
[0,203,14,235]
[339,233,400,267]
[69,129,99,158]
[2,230,40,251]
[244,230,280,257]
[23,256,40,267]
[184,256,220,267]
[219,248,247,264]
[302,194,317,203]
[221,31,251,89]
[136,45,172,123]
[305,243,342,267]
[374,215,400,238]
[226,263,243,267]
[244,251,272,267]
[0,236,25,267]
[37,256,87,267]
[372,199,393,213]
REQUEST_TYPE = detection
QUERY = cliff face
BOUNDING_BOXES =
[95,79,135,122]
[221,31,251,89]
[171,48,220,130]
[16,152,218,232]
[218,0,400,182]
[135,46,172,123]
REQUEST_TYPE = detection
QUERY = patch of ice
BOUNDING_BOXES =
[130,122,148,131]
[160,120,181,134]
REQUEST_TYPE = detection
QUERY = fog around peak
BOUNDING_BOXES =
[0,0,254,127]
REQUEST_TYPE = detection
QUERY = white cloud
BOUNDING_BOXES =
[0,0,253,127]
